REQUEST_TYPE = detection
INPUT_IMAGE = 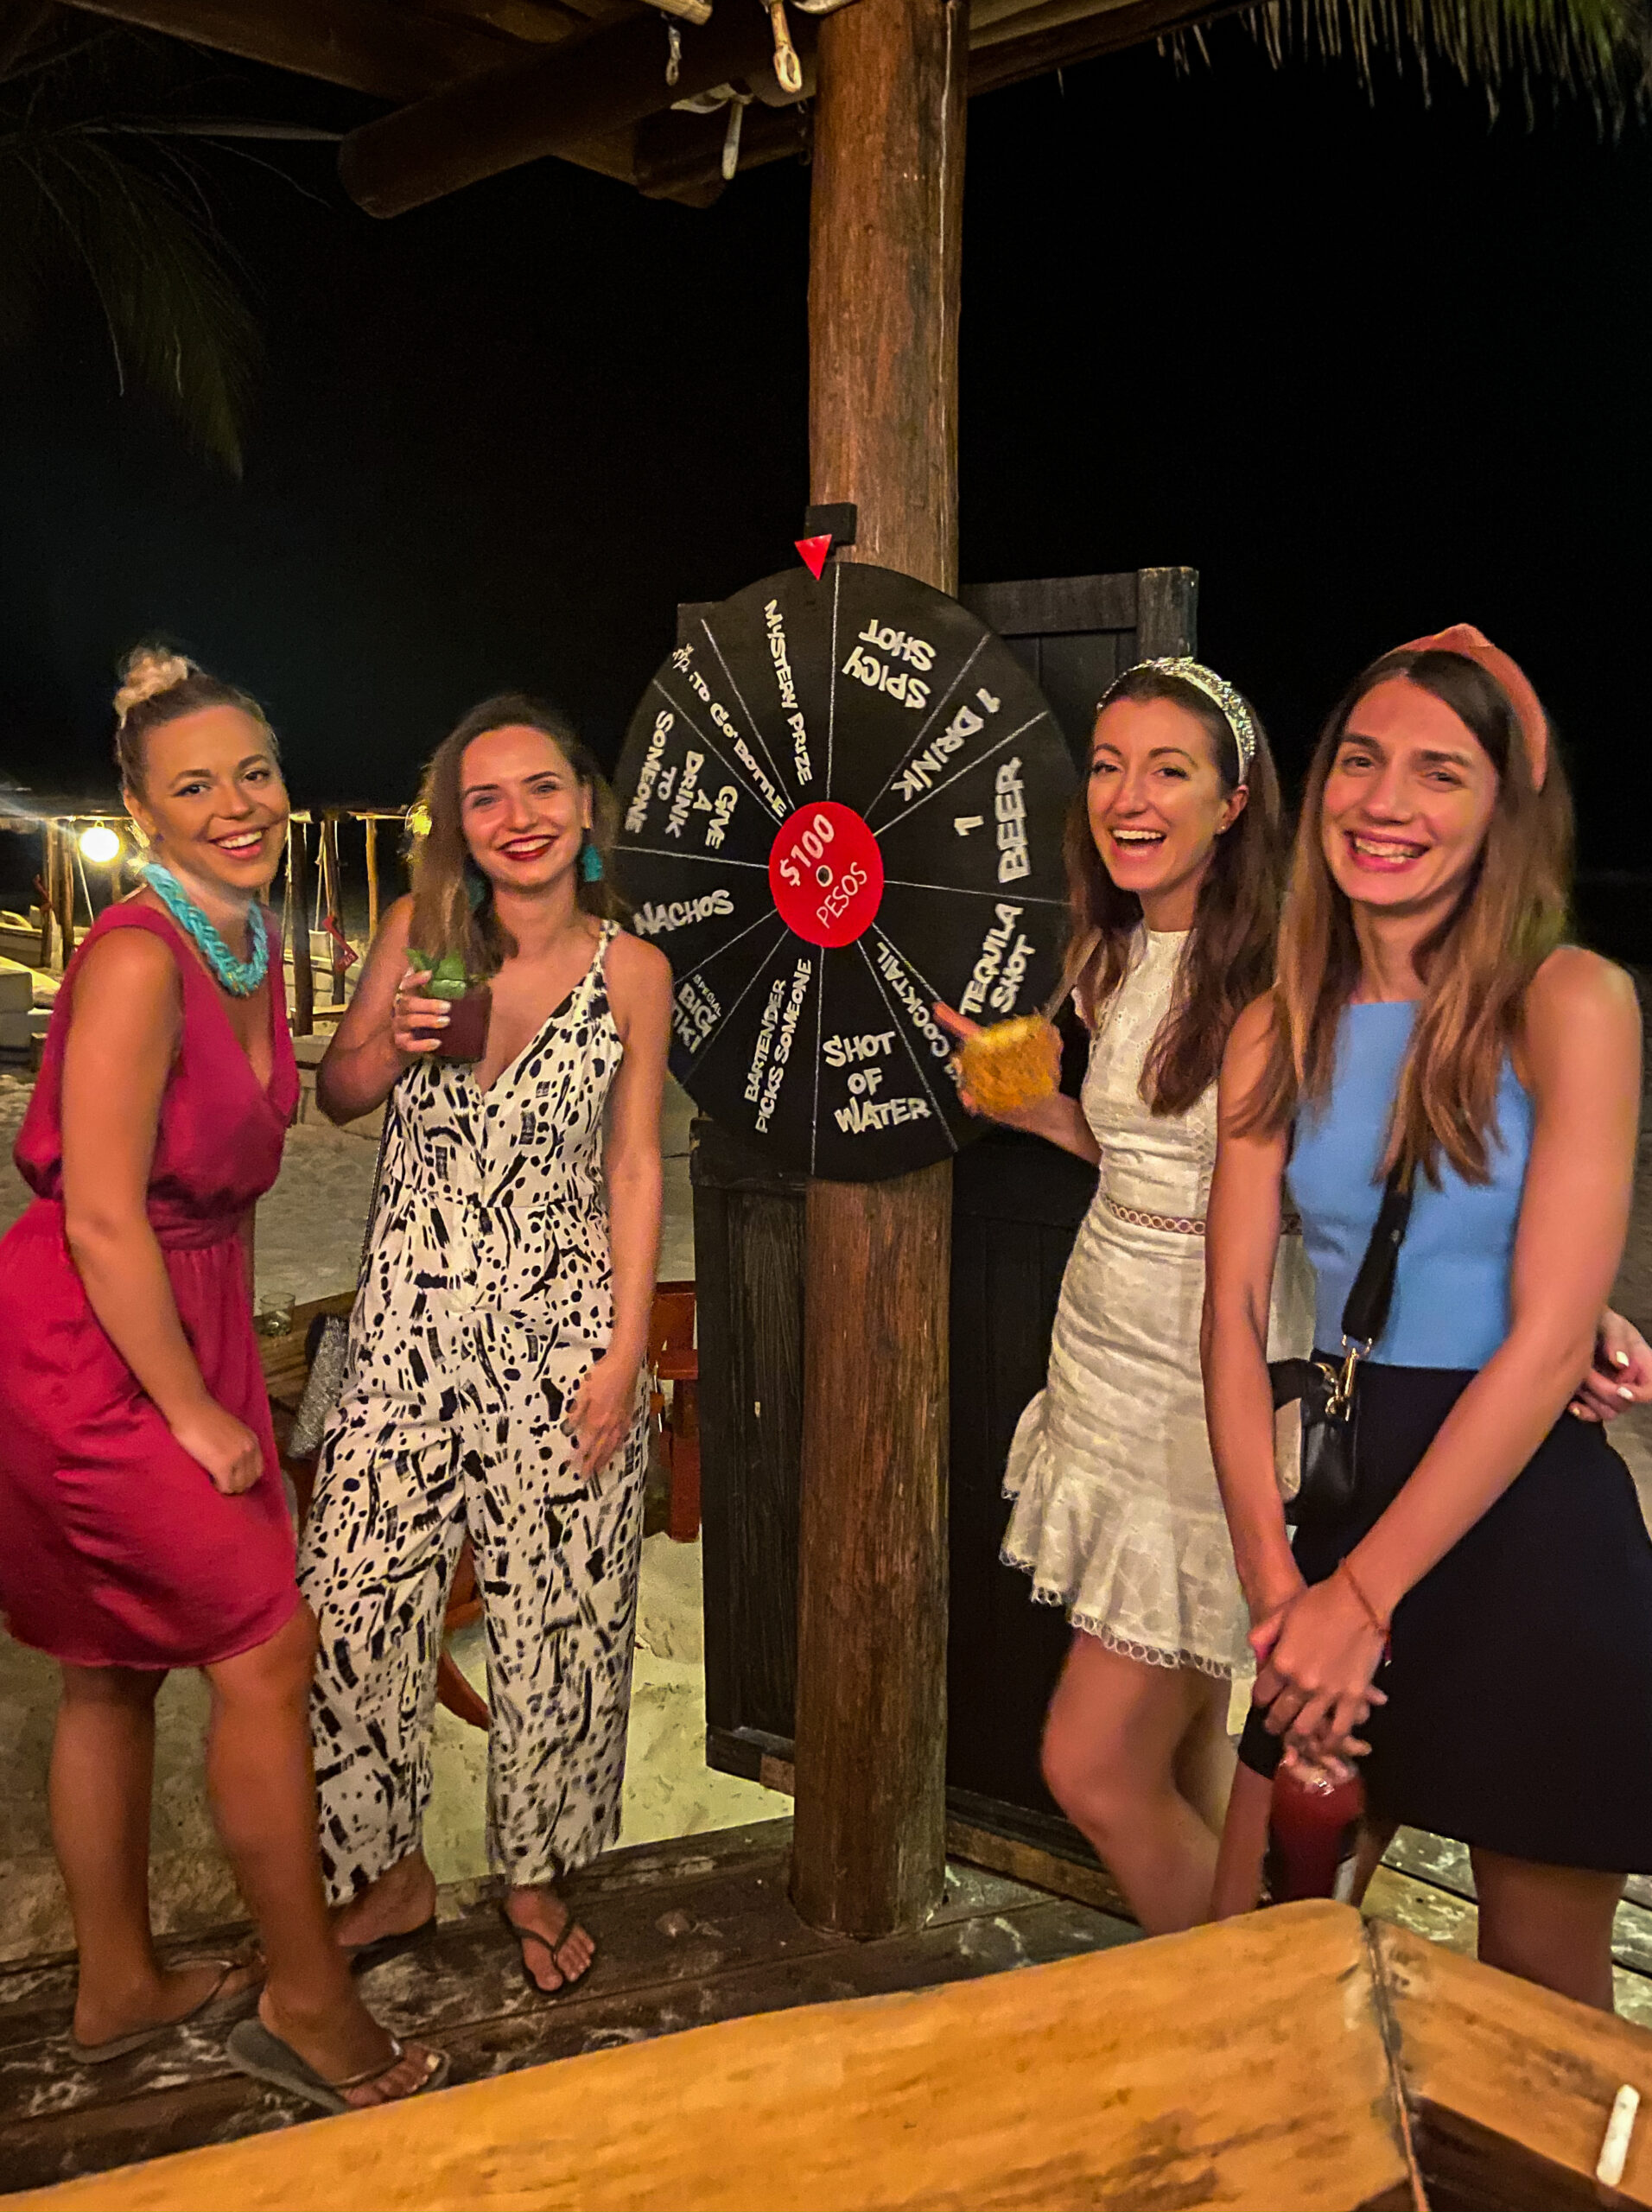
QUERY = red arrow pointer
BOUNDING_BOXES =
[794,534,833,581]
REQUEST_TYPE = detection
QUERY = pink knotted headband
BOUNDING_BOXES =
[1397,623,1548,791]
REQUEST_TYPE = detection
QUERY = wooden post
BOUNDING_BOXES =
[789,0,967,1938]
[364,815,381,945]
[57,827,77,965]
[37,826,54,969]
[320,812,346,1002]
[288,822,315,1037]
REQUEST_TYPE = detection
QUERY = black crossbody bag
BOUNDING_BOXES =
[1268,1163,1414,1529]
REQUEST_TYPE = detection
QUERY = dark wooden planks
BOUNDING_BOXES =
[690,1120,805,1751]
[67,0,526,99]
[960,573,1137,639]
[337,3,800,215]
[946,1130,1095,1818]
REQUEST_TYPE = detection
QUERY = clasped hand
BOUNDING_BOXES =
[1249,1575,1388,1775]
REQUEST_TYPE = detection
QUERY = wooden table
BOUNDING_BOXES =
[14,1901,1652,2210]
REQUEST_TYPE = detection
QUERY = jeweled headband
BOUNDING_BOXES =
[1098,657,1259,787]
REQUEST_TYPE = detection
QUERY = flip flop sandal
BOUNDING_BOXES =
[70,1957,258,2065]
[341,1916,437,1970]
[498,1902,594,1998]
[226,2020,449,2115]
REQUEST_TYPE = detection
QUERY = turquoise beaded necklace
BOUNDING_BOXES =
[139,862,270,996]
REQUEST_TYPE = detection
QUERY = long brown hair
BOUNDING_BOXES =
[407,693,627,977]
[1054,665,1284,1116]
[1241,647,1573,1184]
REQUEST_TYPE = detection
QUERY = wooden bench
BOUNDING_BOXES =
[14,1901,1652,2209]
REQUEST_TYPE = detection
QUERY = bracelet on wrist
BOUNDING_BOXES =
[1337,1556,1391,1659]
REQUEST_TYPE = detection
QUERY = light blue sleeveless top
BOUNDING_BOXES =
[1286,1001,1534,1369]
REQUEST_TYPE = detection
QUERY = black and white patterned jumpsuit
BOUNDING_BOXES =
[300,922,648,1901]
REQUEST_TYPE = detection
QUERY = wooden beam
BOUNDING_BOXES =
[364,815,381,945]
[36,827,54,969]
[968,0,1252,96]
[64,0,524,100]
[0,0,56,78]
[55,826,77,963]
[339,4,806,216]
[286,822,314,1038]
[787,0,967,1947]
[1375,1918,1652,2208]
[632,96,810,200]
[2,1906,1417,2212]
[319,812,346,1002]
[402,0,592,42]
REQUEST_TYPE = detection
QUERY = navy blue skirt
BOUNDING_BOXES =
[1238,1361,1652,1873]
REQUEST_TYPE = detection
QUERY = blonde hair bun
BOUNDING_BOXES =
[115,646,194,722]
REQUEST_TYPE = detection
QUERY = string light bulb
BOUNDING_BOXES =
[79,824,121,866]
[406,801,432,840]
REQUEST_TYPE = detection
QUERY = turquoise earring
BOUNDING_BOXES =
[579,840,604,885]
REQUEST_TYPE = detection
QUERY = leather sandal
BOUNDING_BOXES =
[499,1900,594,1998]
[226,2018,448,2114]
[70,1957,258,2065]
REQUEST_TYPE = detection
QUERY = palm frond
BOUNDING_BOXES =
[1178,0,1652,122]
[0,123,257,470]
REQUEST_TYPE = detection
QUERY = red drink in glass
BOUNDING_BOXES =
[435,983,492,1063]
[1263,1764,1365,1903]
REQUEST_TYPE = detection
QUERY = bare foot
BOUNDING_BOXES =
[258,1991,442,2110]
[331,1849,437,1953]
[73,1957,261,2050]
[505,1887,594,1993]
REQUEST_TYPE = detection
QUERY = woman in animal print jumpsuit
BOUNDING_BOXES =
[301,695,672,1992]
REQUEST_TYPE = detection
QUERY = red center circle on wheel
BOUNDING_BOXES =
[768,800,884,950]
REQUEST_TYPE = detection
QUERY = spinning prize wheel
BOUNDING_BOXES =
[613,561,1078,1179]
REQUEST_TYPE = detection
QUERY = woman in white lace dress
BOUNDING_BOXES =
[942,659,1312,1932]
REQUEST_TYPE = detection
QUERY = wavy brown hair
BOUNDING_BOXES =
[408,692,627,978]
[1053,665,1284,1116]
[1240,647,1573,1185]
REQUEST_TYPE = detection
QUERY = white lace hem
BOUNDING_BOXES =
[1003,1548,1249,1681]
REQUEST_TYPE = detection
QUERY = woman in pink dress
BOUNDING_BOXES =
[0,648,443,2111]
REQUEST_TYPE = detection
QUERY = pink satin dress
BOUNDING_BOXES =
[0,903,301,1669]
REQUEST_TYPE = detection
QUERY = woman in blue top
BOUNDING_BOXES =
[1204,625,1652,2008]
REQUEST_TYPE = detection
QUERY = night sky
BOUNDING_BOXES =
[3,21,1649,929]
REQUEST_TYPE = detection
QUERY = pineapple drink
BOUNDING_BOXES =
[957,1015,1060,1116]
